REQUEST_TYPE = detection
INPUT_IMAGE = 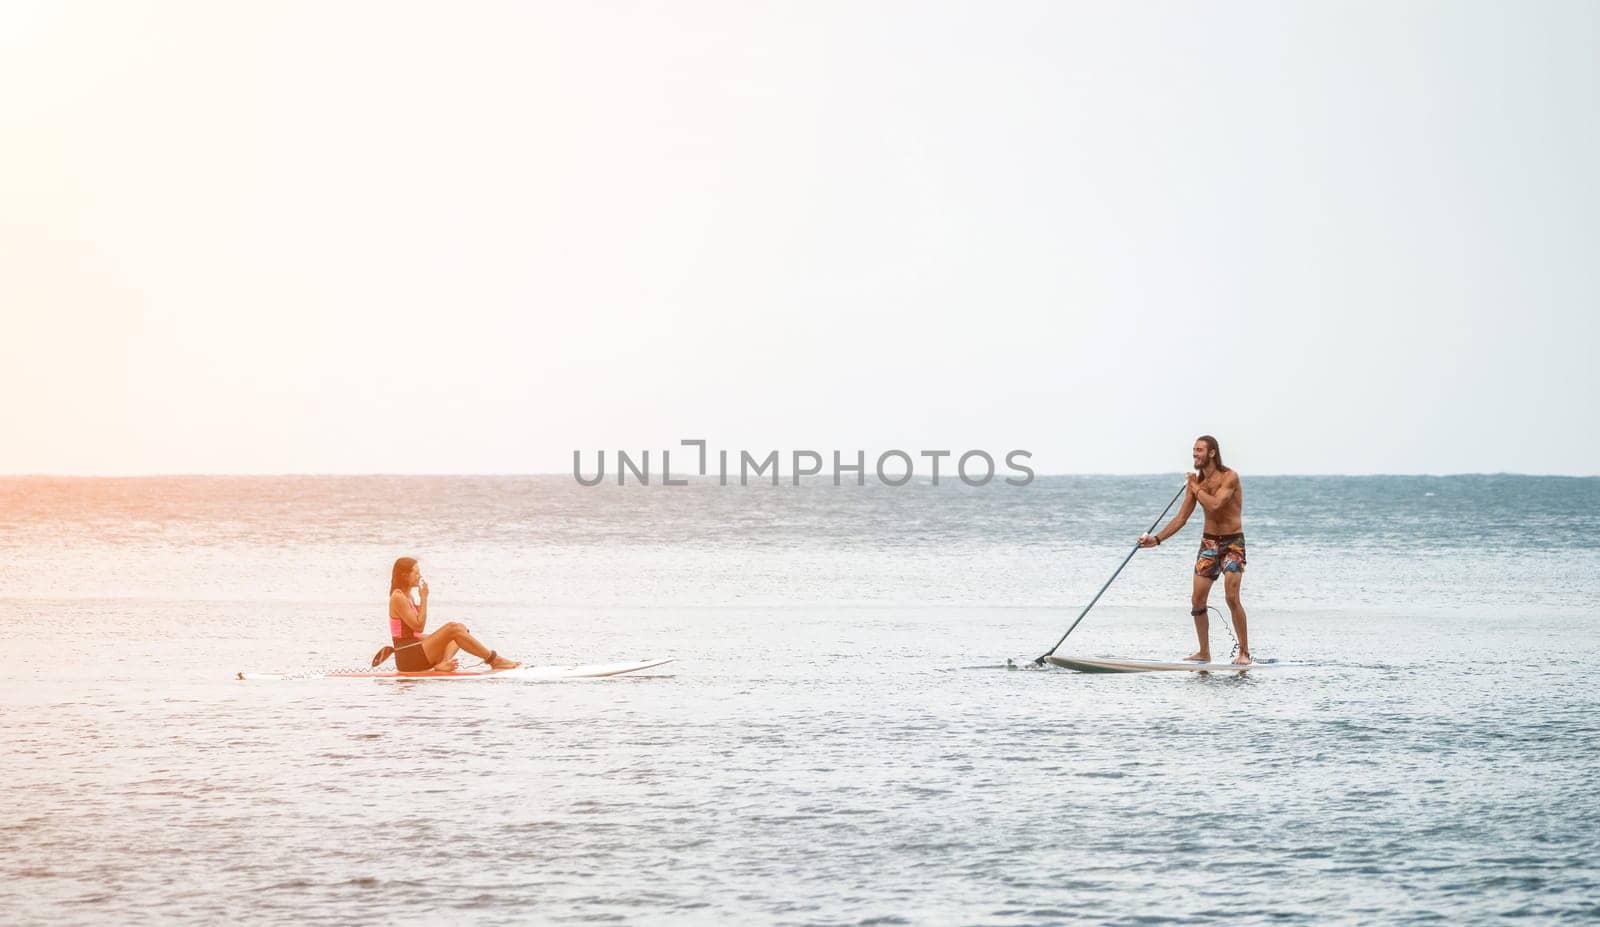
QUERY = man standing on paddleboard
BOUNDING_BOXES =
[1137,436,1251,665]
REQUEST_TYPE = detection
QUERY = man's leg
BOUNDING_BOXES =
[1187,573,1215,661]
[1223,570,1250,664]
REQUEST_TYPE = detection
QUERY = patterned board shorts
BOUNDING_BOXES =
[1196,532,1246,579]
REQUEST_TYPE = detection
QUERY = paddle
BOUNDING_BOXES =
[1033,481,1187,666]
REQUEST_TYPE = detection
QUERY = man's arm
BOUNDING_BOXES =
[1141,488,1197,546]
[1156,488,1198,542]
[1191,472,1237,510]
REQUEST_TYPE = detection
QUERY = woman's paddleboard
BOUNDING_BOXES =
[238,658,673,681]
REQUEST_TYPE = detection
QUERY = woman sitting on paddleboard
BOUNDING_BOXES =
[386,557,520,672]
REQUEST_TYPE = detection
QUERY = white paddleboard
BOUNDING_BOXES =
[237,658,673,681]
[1046,655,1262,674]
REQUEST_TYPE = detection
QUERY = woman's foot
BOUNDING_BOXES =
[433,658,459,672]
[1231,652,1253,666]
[484,652,521,670]
[1183,650,1211,663]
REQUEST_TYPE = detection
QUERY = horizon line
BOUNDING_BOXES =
[2,470,1597,480]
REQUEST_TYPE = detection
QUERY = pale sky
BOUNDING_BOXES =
[2,1,1595,476]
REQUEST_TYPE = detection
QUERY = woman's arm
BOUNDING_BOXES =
[392,589,426,634]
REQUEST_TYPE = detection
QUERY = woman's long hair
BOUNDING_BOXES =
[1197,435,1228,472]
[390,557,418,594]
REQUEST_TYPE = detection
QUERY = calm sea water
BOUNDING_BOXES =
[3,475,1597,924]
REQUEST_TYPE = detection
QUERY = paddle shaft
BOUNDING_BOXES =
[1034,482,1187,664]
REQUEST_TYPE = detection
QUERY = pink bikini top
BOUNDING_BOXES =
[391,596,421,641]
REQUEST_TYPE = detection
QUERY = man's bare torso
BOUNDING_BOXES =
[1199,468,1243,534]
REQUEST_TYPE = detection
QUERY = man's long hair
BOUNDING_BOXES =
[1197,435,1228,472]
